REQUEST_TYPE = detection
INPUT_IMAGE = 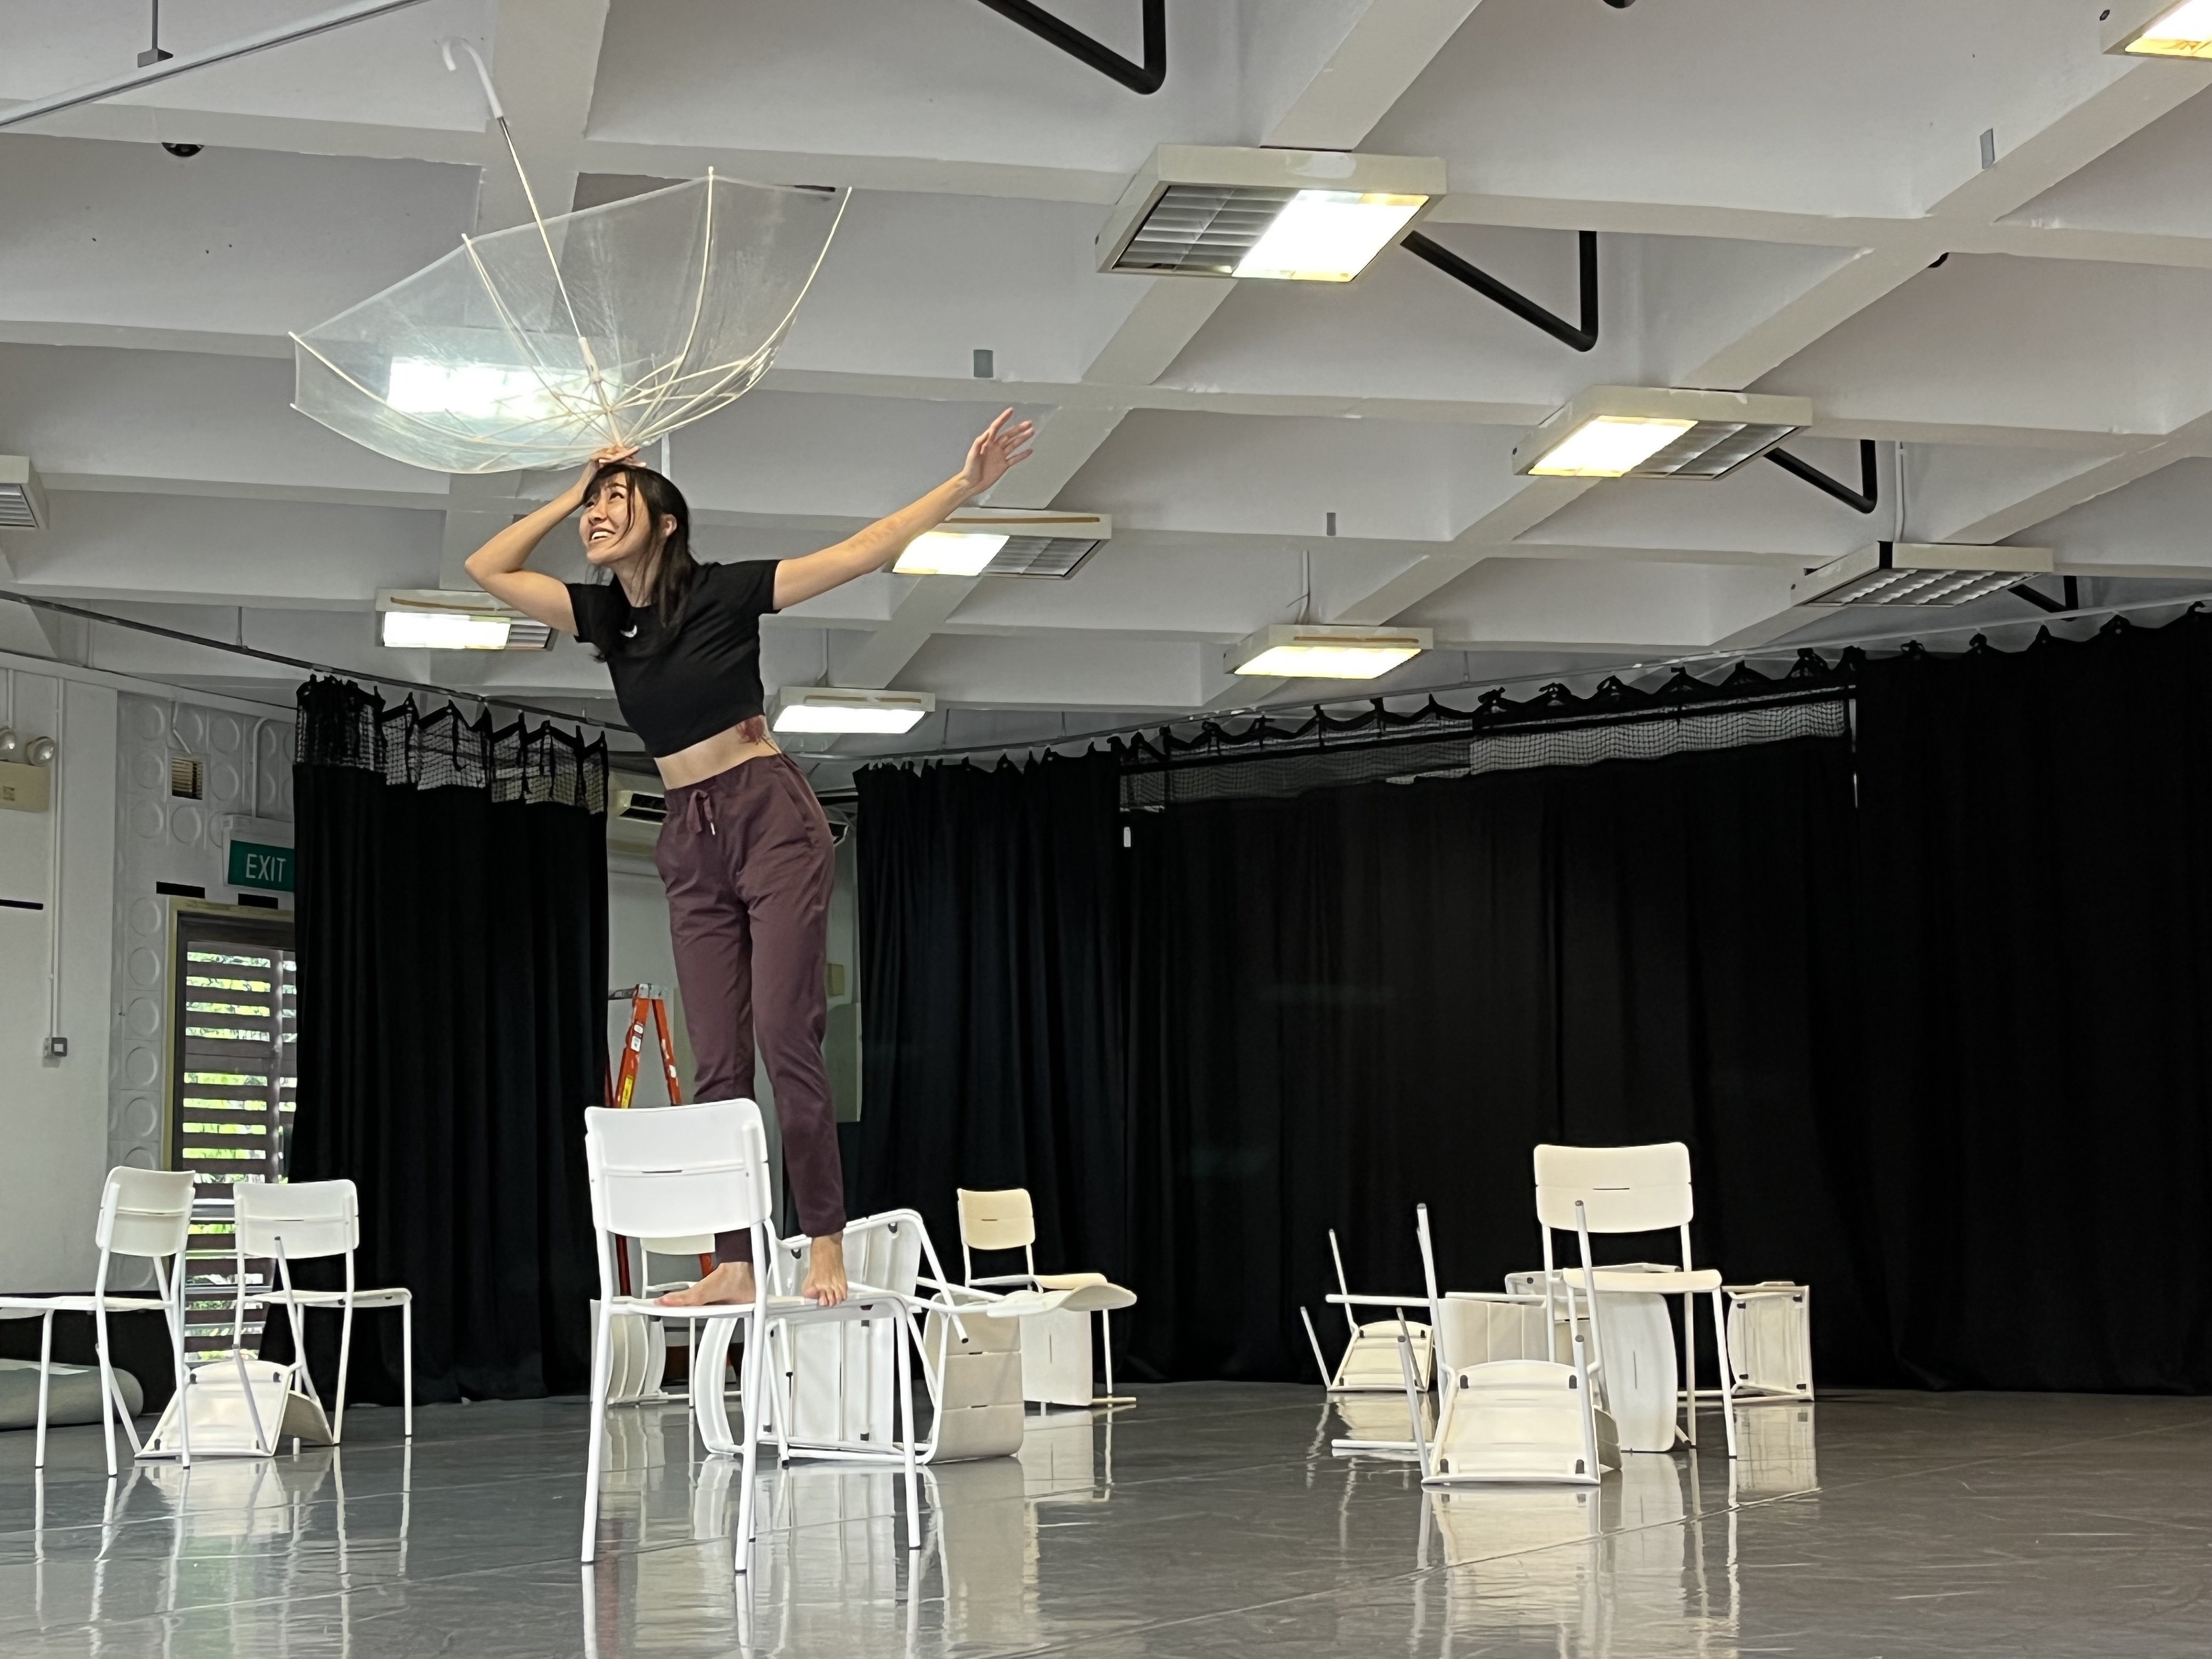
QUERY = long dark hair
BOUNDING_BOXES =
[585,462,698,651]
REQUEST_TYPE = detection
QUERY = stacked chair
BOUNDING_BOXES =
[1384,1141,1741,1487]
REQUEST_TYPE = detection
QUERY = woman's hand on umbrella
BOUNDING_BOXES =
[960,411,1035,499]
[572,445,639,500]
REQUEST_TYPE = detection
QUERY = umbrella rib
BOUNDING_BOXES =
[292,334,591,467]
[626,170,723,439]
[456,235,611,430]
[633,188,849,442]
[488,112,620,440]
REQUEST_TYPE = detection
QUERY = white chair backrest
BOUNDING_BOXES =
[585,1101,770,1242]
[1533,1142,1695,1234]
[235,1179,359,1260]
[94,1167,195,1260]
[956,1188,1036,1252]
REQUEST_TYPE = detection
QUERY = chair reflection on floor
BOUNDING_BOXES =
[1425,1454,1740,1658]
[578,1392,1122,1659]
[24,1438,411,1655]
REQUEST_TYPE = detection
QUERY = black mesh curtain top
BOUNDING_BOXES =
[289,678,608,1403]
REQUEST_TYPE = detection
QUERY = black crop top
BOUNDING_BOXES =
[567,560,780,758]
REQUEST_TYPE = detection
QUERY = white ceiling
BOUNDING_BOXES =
[6,0,2212,783]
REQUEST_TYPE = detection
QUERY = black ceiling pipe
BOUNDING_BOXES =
[1767,439,1880,514]
[1402,229,1600,352]
[974,0,1166,94]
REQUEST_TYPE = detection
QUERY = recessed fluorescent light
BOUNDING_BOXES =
[1513,387,1813,481]
[1098,145,1446,282]
[1792,543,2053,608]
[770,687,935,734]
[375,589,550,650]
[2106,1,2212,56]
[894,530,1008,577]
[381,611,512,650]
[385,358,596,424]
[0,456,47,529]
[894,510,1113,578]
[1230,624,1431,679]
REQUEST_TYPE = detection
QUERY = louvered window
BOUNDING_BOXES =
[168,916,297,1362]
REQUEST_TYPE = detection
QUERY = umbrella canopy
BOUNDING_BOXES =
[292,172,847,475]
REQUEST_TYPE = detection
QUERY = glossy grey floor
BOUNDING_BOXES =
[3,1384,2209,1657]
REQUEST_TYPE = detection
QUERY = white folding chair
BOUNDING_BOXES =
[956,1187,1135,1407]
[1533,1142,1737,1459]
[233,1180,413,1446]
[0,1167,196,1475]
[582,1100,923,1576]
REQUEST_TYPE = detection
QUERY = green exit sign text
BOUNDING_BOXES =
[228,839,294,892]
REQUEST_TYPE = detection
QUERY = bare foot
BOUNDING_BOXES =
[802,1233,848,1307]
[656,1260,756,1307]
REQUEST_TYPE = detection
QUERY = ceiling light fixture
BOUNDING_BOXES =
[2105,1,2212,56]
[894,509,1111,578]
[0,456,48,529]
[1229,624,1431,679]
[770,687,935,734]
[1097,145,1446,282]
[375,590,550,650]
[1791,542,2053,608]
[1513,387,1812,480]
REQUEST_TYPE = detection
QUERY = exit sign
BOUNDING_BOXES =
[228,839,294,892]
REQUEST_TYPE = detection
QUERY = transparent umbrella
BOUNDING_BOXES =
[291,46,846,475]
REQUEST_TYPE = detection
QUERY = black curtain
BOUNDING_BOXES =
[1850,620,2212,1390]
[854,613,2212,1393]
[1124,736,1877,1386]
[851,752,1126,1289]
[289,679,607,1403]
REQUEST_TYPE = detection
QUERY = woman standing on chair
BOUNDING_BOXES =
[466,411,1034,1307]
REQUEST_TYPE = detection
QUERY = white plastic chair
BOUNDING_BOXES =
[956,1187,1133,1407]
[233,1180,413,1446]
[0,1167,196,1474]
[1533,1142,1737,1459]
[582,1100,922,1576]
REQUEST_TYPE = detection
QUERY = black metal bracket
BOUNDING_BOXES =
[975,0,1165,94]
[2012,575,2081,614]
[1767,439,1878,514]
[1401,229,1599,352]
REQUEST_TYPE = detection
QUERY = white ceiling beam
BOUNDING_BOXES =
[1474,53,2212,637]
[859,0,1497,691]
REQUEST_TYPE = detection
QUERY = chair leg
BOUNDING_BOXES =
[1709,1291,1739,1460]
[896,1312,921,1552]
[334,1297,356,1446]
[1682,1293,1698,1449]
[35,1308,54,1470]
[1100,1309,1115,1405]
[94,1299,121,1478]
[401,1301,415,1441]
[580,1302,615,1564]
[733,1317,763,1577]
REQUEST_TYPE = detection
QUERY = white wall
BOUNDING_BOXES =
[0,669,116,1290]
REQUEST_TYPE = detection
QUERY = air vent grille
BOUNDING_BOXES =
[0,484,38,528]
[1635,422,1799,479]
[170,755,204,800]
[984,536,1104,579]
[613,787,667,823]
[1117,185,1297,275]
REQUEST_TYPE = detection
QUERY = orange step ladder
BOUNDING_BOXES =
[603,985,709,1297]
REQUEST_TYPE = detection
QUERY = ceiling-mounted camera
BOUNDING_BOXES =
[162,142,203,158]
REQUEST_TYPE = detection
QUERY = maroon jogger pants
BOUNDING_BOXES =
[654,753,845,1263]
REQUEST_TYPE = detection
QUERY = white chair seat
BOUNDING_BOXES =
[984,1282,1135,1318]
[1586,1267,1722,1295]
[0,1294,172,1314]
[1035,1271,1108,1291]
[250,1286,413,1310]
